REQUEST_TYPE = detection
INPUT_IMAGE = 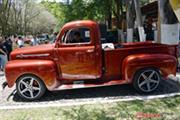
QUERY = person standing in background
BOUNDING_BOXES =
[4,36,13,60]
[50,32,58,43]
[31,35,39,46]
[144,17,154,41]
[0,37,8,71]
[17,36,24,48]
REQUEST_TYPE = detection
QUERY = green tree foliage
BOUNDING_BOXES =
[140,0,150,6]
[41,0,67,31]
[41,0,150,30]
[41,0,114,29]
[42,0,111,21]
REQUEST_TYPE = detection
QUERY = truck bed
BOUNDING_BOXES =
[103,42,177,80]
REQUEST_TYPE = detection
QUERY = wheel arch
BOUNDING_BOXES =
[122,54,177,83]
[133,67,162,79]
[5,60,59,90]
[16,73,46,88]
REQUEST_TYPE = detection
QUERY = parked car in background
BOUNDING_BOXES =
[24,35,33,44]
[38,34,49,43]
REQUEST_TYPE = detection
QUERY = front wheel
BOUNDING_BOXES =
[16,75,46,101]
[133,68,161,93]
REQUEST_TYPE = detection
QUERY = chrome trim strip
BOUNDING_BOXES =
[16,54,50,58]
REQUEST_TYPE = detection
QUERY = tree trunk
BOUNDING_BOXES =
[134,0,145,42]
[0,0,11,36]
[107,0,112,29]
[126,0,135,42]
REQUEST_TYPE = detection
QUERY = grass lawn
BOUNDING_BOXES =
[0,96,180,120]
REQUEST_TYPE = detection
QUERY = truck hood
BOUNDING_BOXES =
[10,44,55,60]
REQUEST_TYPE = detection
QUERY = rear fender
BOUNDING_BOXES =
[5,60,58,90]
[122,54,177,83]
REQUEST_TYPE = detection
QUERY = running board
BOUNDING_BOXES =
[54,79,128,91]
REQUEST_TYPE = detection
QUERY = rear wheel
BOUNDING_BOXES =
[16,75,46,101]
[133,68,161,93]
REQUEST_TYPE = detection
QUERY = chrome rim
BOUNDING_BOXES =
[18,76,41,99]
[138,70,160,92]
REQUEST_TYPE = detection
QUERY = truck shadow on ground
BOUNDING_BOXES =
[12,80,180,102]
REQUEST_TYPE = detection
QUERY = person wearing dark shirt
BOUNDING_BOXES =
[71,31,84,43]
[0,37,7,71]
[144,17,154,41]
[4,36,13,60]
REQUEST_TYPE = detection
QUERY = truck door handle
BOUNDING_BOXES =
[86,49,94,53]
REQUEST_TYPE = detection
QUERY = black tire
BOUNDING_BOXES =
[133,68,161,93]
[16,74,46,101]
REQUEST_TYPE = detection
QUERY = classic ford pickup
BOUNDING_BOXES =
[5,20,178,100]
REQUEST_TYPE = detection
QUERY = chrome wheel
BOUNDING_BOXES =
[137,69,160,93]
[17,75,46,100]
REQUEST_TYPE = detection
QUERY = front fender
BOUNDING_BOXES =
[122,54,177,82]
[5,60,58,90]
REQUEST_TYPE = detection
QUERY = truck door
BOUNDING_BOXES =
[56,27,102,80]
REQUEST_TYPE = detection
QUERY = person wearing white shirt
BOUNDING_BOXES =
[17,36,24,48]
[31,35,39,46]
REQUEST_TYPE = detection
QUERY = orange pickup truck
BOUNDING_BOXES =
[5,20,178,100]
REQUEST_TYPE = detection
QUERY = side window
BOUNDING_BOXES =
[62,28,91,44]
